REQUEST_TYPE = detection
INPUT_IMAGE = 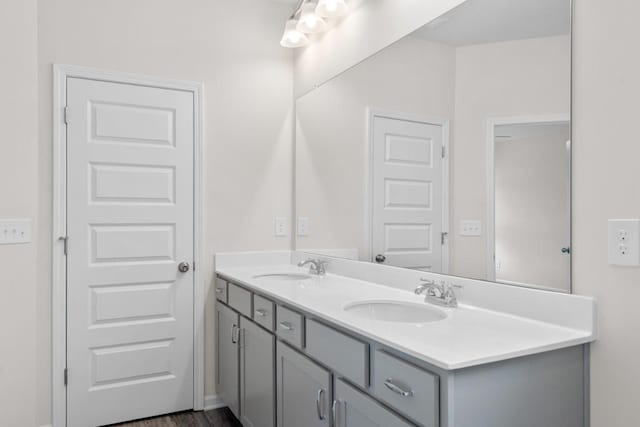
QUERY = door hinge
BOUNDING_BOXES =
[63,106,69,124]
[441,231,448,245]
[64,368,68,386]
[59,236,68,255]
[442,146,446,158]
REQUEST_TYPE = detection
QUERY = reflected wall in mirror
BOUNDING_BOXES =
[295,0,572,292]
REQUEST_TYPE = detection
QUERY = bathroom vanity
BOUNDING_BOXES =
[214,252,595,427]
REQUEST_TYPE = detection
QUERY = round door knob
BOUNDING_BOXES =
[375,254,386,263]
[178,262,190,273]
[561,247,571,254]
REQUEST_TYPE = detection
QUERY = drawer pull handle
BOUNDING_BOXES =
[255,309,268,317]
[279,321,294,331]
[384,378,414,397]
[215,288,224,294]
[316,388,326,420]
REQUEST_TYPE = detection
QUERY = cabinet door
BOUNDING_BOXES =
[240,317,275,427]
[277,341,331,427]
[334,379,413,427]
[217,303,240,418]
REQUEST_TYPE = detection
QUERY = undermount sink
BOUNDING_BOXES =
[344,300,447,323]
[252,273,312,281]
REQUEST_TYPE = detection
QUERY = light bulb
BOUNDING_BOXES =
[315,0,348,18]
[297,3,327,34]
[280,19,309,48]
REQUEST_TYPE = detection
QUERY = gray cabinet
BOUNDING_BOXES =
[217,303,240,418]
[215,275,587,427]
[240,317,275,427]
[276,341,331,427]
[372,350,438,427]
[334,379,413,427]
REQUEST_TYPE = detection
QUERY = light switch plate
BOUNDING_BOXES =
[297,217,309,236]
[274,217,287,237]
[0,219,31,245]
[608,219,640,266]
[460,220,482,236]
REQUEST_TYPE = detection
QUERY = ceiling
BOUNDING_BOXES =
[268,0,299,5]
[414,0,571,46]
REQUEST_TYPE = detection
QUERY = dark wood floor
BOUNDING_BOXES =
[111,408,242,427]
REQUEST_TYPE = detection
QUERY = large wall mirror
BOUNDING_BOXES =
[295,0,572,292]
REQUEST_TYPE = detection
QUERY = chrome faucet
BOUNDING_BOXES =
[415,278,458,308]
[297,258,328,276]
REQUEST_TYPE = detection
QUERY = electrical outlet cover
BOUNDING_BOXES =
[608,219,640,266]
[297,217,310,236]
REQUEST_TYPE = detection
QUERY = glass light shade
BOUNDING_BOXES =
[296,3,327,34]
[315,0,348,18]
[280,19,309,48]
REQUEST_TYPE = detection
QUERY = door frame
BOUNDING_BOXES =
[366,109,450,273]
[485,114,571,282]
[52,64,206,427]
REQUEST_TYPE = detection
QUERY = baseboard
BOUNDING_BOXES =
[204,394,226,411]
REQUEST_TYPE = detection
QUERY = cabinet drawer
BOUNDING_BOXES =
[305,319,368,387]
[214,277,228,303]
[228,283,252,317]
[276,305,304,349]
[253,294,275,331]
[373,351,439,427]
[335,379,414,427]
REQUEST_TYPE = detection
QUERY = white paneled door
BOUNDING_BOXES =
[66,77,194,426]
[371,115,444,271]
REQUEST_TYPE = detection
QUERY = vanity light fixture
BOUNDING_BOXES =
[315,0,348,18]
[280,0,349,48]
[280,19,310,48]
[297,2,327,34]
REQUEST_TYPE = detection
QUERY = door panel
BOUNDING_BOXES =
[372,116,444,271]
[277,342,331,427]
[217,304,240,419]
[241,317,275,427]
[66,77,194,427]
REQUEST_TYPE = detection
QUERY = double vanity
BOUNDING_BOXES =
[214,251,595,427]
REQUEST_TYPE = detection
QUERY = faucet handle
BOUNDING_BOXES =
[419,277,435,284]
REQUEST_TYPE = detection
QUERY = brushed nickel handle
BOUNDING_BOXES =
[215,288,224,294]
[255,309,268,317]
[384,378,413,397]
[332,399,340,427]
[279,321,293,331]
[316,388,326,420]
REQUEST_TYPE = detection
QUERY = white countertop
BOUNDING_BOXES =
[216,263,595,370]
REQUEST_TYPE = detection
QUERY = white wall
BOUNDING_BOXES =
[293,0,466,96]
[452,35,570,280]
[573,0,640,425]
[296,36,456,259]
[0,1,39,426]
[36,0,293,424]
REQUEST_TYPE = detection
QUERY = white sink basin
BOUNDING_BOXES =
[344,300,447,323]
[252,273,312,281]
